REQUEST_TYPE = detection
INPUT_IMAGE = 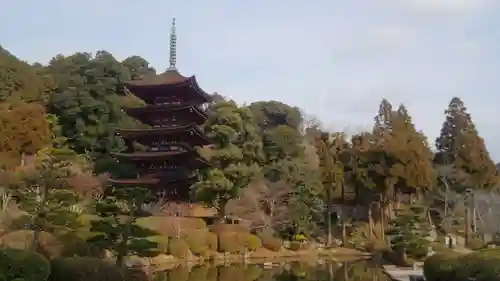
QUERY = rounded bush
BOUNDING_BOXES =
[423,254,460,281]
[259,235,282,252]
[168,238,192,259]
[147,235,169,254]
[244,234,262,252]
[210,223,248,234]
[290,241,302,251]
[207,232,218,251]
[0,248,50,281]
[423,250,500,281]
[184,230,210,256]
[49,257,125,281]
[218,232,245,253]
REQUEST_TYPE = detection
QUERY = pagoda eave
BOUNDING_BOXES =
[123,104,208,119]
[111,150,189,161]
[116,125,213,146]
[125,75,212,104]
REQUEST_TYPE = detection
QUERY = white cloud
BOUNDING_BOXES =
[366,25,415,48]
[401,0,495,14]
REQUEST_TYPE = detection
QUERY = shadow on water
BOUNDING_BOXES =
[151,257,391,281]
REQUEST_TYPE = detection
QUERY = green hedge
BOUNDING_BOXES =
[168,238,192,258]
[218,232,262,253]
[0,248,51,281]
[424,249,500,281]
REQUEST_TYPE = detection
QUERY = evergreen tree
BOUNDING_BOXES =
[386,205,430,260]
[45,51,141,172]
[435,97,497,190]
[87,186,158,268]
[15,147,82,253]
[315,131,348,245]
[392,105,436,193]
[192,101,263,217]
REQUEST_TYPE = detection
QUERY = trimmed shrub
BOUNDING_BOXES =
[137,216,206,238]
[168,238,192,259]
[210,223,248,234]
[423,253,461,281]
[147,235,169,254]
[244,234,262,252]
[423,249,500,281]
[49,257,125,281]
[0,248,50,281]
[218,232,245,253]
[259,235,282,252]
[290,241,302,251]
[207,232,218,251]
[183,229,210,256]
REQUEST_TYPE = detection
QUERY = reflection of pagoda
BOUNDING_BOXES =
[109,18,213,201]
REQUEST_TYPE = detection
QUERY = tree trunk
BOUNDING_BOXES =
[218,198,228,220]
[368,204,374,240]
[32,186,48,253]
[465,200,471,247]
[341,183,347,246]
[325,189,332,246]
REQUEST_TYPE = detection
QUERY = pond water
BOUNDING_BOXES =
[150,258,391,281]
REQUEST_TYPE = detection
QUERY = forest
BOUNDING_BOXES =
[0,45,499,280]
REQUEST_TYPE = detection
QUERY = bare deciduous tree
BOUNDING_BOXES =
[226,179,293,232]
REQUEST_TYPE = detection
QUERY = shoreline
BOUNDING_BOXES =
[140,248,372,271]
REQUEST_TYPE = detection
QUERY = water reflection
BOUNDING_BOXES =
[151,258,391,281]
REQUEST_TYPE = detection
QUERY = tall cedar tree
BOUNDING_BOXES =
[192,101,263,217]
[392,105,436,194]
[435,97,497,190]
[315,131,348,245]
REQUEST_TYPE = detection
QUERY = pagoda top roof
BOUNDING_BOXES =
[125,69,189,87]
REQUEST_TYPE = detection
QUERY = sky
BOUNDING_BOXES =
[1,0,500,159]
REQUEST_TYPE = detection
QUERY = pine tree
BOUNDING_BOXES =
[87,186,159,268]
[435,97,497,190]
[192,101,263,218]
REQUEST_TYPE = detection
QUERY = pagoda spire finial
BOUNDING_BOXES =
[168,17,177,70]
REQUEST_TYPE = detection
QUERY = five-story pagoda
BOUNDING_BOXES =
[109,19,213,201]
